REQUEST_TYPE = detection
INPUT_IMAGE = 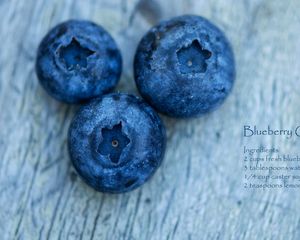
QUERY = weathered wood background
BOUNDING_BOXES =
[1,0,300,239]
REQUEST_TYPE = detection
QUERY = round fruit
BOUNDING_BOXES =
[134,15,235,117]
[68,93,166,193]
[36,20,122,103]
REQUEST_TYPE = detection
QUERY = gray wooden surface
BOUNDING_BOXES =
[1,0,300,239]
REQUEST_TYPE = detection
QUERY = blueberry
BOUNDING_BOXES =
[36,20,122,103]
[68,93,166,193]
[134,15,235,117]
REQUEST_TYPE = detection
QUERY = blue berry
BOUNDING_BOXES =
[68,93,166,193]
[134,15,235,117]
[36,20,122,103]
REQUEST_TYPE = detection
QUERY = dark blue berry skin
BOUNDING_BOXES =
[68,93,166,193]
[134,15,235,118]
[36,20,122,103]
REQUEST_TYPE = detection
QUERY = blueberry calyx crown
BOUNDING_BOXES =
[59,37,95,70]
[176,40,212,74]
[97,122,130,164]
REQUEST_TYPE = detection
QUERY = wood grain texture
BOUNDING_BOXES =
[1,0,300,239]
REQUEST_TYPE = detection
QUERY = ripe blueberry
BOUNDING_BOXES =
[36,20,122,103]
[134,15,235,117]
[68,93,166,193]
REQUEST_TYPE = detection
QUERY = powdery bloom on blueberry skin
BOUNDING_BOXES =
[134,15,236,118]
[36,20,122,104]
[68,93,166,193]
